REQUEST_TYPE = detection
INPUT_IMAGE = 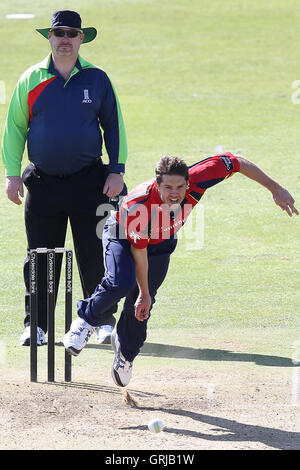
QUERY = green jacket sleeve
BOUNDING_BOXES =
[2,74,29,177]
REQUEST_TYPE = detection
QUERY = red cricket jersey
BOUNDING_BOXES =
[117,153,240,249]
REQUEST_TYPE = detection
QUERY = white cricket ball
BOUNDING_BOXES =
[148,418,164,433]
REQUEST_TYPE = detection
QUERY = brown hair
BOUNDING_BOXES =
[155,155,189,185]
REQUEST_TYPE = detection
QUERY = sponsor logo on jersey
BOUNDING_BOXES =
[129,231,141,243]
[219,155,233,172]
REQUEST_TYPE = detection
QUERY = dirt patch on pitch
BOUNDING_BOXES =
[0,364,299,451]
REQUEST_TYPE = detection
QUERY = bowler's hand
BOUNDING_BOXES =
[134,292,152,322]
[103,173,124,199]
[6,176,24,205]
[272,186,299,217]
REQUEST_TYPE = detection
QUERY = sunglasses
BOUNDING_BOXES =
[50,29,82,38]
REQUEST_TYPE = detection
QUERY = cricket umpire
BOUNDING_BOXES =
[2,10,127,345]
[63,152,298,387]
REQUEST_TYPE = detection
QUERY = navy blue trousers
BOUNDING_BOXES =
[78,224,177,362]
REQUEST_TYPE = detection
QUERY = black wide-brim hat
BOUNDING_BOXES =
[36,10,97,44]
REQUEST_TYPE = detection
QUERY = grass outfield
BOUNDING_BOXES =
[0,0,299,370]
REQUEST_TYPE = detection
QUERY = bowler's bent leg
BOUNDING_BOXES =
[77,232,136,327]
[117,252,172,362]
[63,229,136,355]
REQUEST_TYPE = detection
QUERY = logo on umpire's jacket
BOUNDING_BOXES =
[82,89,92,103]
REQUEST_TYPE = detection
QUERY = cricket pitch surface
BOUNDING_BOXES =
[0,329,299,450]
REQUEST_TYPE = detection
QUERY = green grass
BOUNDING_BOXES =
[0,0,299,358]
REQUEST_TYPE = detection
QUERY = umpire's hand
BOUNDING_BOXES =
[6,176,24,205]
[103,173,124,199]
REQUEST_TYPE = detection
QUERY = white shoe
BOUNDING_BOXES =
[111,329,133,387]
[63,318,93,356]
[19,326,46,346]
[94,325,113,344]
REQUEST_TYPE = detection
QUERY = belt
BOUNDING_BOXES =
[34,158,103,179]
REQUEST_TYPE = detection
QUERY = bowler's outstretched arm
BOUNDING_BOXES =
[237,156,299,217]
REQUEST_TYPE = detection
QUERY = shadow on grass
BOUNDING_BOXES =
[121,407,300,450]
[72,342,297,368]
[140,343,297,367]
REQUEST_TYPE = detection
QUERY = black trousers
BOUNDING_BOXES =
[22,160,117,332]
